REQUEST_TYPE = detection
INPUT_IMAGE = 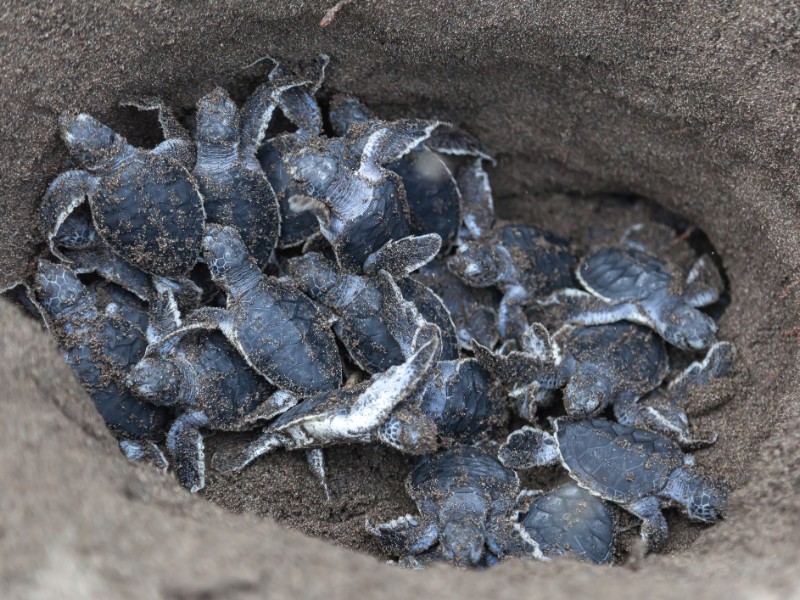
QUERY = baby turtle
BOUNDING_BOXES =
[177,224,342,395]
[413,257,498,350]
[543,246,723,350]
[380,358,507,453]
[499,418,728,551]
[285,250,454,372]
[256,55,330,248]
[518,483,615,565]
[34,260,169,462]
[329,95,495,252]
[367,446,541,568]
[43,112,204,277]
[448,223,576,339]
[213,323,441,493]
[126,284,296,492]
[194,68,315,265]
[285,118,442,272]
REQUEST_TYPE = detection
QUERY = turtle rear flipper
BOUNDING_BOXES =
[623,496,668,553]
[367,514,439,557]
[167,412,209,493]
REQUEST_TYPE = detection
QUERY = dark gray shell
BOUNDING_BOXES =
[195,161,280,267]
[578,247,677,302]
[397,277,459,361]
[521,483,615,564]
[232,279,342,394]
[555,419,683,504]
[90,280,150,334]
[175,331,276,427]
[411,446,519,510]
[388,148,461,250]
[413,259,498,349]
[557,323,669,395]
[258,135,320,248]
[497,224,576,296]
[419,359,505,443]
[92,153,204,277]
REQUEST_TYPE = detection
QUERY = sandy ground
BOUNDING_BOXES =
[2,1,800,598]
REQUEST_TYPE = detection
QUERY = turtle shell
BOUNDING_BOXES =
[496,224,576,296]
[556,323,669,396]
[177,331,276,427]
[231,279,342,395]
[521,483,615,564]
[388,148,461,250]
[555,418,683,504]
[258,135,320,248]
[419,359,504,443]
[195,161,280,267]
[91,153,204,277]
[413,260,498,349]
[411,446,518,508]
[577,247,679,302]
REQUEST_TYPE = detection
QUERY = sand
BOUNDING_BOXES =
[2,1,800,598]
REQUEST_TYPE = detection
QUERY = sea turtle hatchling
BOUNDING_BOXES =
[367,446,542,568]
[126,283,297,492]
[33,260,170,464]
[328,95,496,252]
[175,224,342,396]
[448,223,576,340]
[212,322,441,495]
[499,418,729,552]
[285,118,443,272]
[256,55,330,248]
[542,246,724,350]
[193,73,311,266]
[42,111,205,278]
[518,483,615,565]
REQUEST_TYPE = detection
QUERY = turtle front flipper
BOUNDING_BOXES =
[684,255,724,307]
[457,158,494,242]
[363,234,442,278]
[668,341,736,401]
[356,120,444,184]
[272,54,329,140]
[167,412,210,493]
[239,78,310,153]
[122,96,196,168]
[623,496,668,553]
[498,427,561,470]
[366,514,440,558]
[485,520,543,561]
[213,430,290,473]
[613,392,717,450]
[41,170,99,261]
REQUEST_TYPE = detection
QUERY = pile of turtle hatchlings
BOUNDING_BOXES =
[7,55,737,569]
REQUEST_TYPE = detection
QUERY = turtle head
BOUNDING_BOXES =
[447,242,505,287]
[666,468,728,523]
[201,224,256,291]
[126,358,184,406]
[284,253,339,297]
[60,112,127,169]
[376,409,438,455]
[662,304,717,351]
[196,88,239,145]
[439,491,489,567]
[54,211,97,250]
[562,363,613,417]
[34,259,90,319]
